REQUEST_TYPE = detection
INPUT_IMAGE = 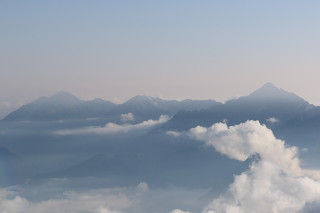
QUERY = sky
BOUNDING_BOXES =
[1,0,320,112]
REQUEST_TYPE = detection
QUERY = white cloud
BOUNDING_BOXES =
[266,117,280,123]
[54,115,170,135]
[120,113,135,122]
[177,120,320,213]
[166,131,182,137]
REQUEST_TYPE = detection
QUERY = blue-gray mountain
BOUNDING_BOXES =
[3,92,219,122]
[165,82,315,130]
[1,83,320,193]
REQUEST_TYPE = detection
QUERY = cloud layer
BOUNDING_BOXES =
[0,181,207,213]
[181,121,320,213]
[5,120,320,213]
[55,115,169,135]
[0,187,131,213]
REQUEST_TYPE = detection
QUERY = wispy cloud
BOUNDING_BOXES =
[120,113,135,122]
[266,117,280,123]
[166,130,182,137]
[54,115,170,135]
[0,185,135,213]
[170,120,320,213]
[0,181,206,213]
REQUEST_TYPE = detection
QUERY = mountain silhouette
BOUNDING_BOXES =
[3,93,218,121]
[165,83,317,130]
[237,83,308,105]
[3,83,320,190]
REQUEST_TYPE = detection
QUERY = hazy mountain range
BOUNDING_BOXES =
[3,83,320,139]
[1,83,320,196]
[3,92,218,122]
[3,83,319,128]
[166,82,319,130]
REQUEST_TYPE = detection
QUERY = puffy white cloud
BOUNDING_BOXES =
[55,115,170,135]
[120,113,135,122]
[178,120,320,213]
[187,121,302,173]
[266,117,280,123]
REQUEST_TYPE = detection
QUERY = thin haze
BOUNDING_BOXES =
[1,1,320,107]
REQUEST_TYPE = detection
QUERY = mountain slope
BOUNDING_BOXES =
[165,83,317,130]
[3,93,218,121]
[4,92,84,121]
[0,145,26,186]
[3,92,116,121]
[113,95,219,120]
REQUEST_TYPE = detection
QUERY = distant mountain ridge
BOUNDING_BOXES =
[3,83,320,190]
[3,92,218,121]
[4,83,320,131]
[164,83,320,130]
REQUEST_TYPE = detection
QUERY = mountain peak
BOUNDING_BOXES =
[125,95,161,104]
[251,82,281,96]
[247,83,307,103]
[49,91,82,103]
[50,91,80,101]
[33,91,83,108]
[260,82,277,89]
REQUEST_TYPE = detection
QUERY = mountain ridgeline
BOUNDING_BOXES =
[3,83,320,135]
[165,83,319,131]
[1,83,320,189]
[3,92,219,122]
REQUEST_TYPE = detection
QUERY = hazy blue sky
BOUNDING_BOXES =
[1,1,320,108]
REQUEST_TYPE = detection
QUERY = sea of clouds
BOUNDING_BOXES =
[2,120,320,212]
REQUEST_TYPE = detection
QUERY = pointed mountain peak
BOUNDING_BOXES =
[249,83,283,97]
[260,82,278,90]
[36,91,83,107]
[91,98,108,103]
[126,95,161,104]
[51,91,80,101]
[247,83,307,103]
[131,95,158,100]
